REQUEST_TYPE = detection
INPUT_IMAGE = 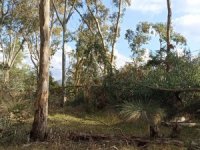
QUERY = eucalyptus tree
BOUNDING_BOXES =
[74,0,130,73]
[25,2,60,82]
[15,0,40,79]
[125,22,187,67]
[30,0,50,141]
[0,0,10,26]
[52,0,77,106]
[70,0,112,89]
[110,0,131,67]
[72,24,106,89]
[125,22,151,66]
[75,0,111,73]
[26,32,40,78]
[166,0,172,72]
[0,0,27,83]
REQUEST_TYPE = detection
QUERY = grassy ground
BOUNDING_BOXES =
[0,100,199,150]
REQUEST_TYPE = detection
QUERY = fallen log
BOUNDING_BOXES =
[162,122,200,127]
[68,132,110,142]
[67,132,185,147]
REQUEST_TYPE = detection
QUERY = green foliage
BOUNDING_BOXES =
[9,66,36,96]
[0,64,37,102]
[49,75,61,94]
[126,22,188,65]
[125,22,151,63]
[67,90,85,107]
[145,56,200,89]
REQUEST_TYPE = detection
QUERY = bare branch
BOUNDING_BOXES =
[110,0,122,64]
[74,6,95,35]
[111,0,122,65]
[65,0,76,25]
[146,85,200,92]
[10,38,25,67]
[86,0,106,50]
[51,0,63,27]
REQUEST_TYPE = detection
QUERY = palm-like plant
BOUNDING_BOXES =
[120,99,165,138]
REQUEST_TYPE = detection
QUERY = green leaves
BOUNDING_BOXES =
[126,22,189,66]
[125,22,151,63]
[145,56,200,89]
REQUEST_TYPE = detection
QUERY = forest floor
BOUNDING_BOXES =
[0,100,199,150]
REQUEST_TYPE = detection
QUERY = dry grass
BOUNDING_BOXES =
[0,103,199,150]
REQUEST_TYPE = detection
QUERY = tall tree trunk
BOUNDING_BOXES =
[52,0,76,106]
[149,125,160,138]
[166,0,172,72]
[3,69,10,83]
[61,0,67,107]
[30,0,50,141]
[61,25,67,106]
[110,0,122,68]
[149,113,161,138]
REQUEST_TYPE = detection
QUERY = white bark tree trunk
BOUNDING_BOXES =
[30,0,50,141]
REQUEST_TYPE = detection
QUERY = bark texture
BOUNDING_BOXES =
[150,125,160,138]
[110,0,122,66]
[52,0,76,106]
[3,69,10,83]
[30,0,50,141]
[166,0,172,72]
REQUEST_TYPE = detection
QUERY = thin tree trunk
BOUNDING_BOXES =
[149,125,160,138]
[170,123,181,138]
[61,0,67,107]
[148,113,161,138]
[30,0,50,141]
[61,25,67,106]
[86,1,111,73]
[52,0,76,106]
[110,0,122,67]
[166,0,172,72]
[3,69,10,83]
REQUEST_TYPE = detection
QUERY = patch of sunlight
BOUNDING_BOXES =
[48,114,101,126]
[84,112,122,126]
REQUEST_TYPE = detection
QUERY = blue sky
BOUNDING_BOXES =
[116,0,200,58]
[49,0,200,79]
[1,0,199,80]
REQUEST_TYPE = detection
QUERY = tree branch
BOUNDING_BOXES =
[86,0,106,50]
[145,85,200,92]
[74,6,95,35]
[51,0,63,27]
[10,38,25,67]
[111,0,122,65]
[65,0,76,25]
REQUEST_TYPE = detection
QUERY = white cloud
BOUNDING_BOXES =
[172,1,200,51]
[128,0,200,51]
[114,49,132,69]
[51,48,132,79]
[176,0,200,14]
[175,47,184,57]
[114,49,151,68]
[50,45,72,80]
[0,53,3,63]
[129,0,166,13]
[129,0,200,14]
[50,50,62,80]
[141,48,150,63]
[174,14,200,44]
[23,45,131,80]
